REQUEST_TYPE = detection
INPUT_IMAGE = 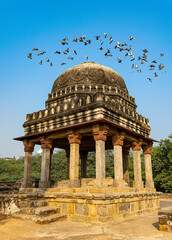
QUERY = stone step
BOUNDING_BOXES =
[20,206,60,216]
[28,200,48,208]
[12,213,67,224]
[18,199,48,209]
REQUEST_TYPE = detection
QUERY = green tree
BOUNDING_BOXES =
[152,134,172,192]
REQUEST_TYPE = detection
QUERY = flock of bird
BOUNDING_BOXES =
[27,33,166,82]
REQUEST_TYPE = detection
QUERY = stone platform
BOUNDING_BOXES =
[18,186,160,223]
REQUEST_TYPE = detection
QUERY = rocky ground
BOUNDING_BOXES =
[0,200,171,240]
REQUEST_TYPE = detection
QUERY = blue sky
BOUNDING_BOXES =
[0,0,172,158]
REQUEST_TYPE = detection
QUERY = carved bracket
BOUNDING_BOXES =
[23,140,35,152]
[132,139,143,151]
[112,132,125,146]
[92,124,109,141]
[40,136,53,149]
[143,142,153,155]
[67,129,82,144]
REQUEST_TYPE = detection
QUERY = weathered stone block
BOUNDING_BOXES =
[119,203,130,213]
[67,203,74,214]
[97,205,107,217]
[89,204,97,217]
[75,204,84,215]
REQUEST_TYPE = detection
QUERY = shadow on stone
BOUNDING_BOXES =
[152,221,159,230]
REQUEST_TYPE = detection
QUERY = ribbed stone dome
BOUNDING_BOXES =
[52,62,128,94]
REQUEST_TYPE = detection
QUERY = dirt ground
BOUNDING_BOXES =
[0,200,171,240]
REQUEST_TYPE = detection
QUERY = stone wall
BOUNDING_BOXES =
[45,189,160,223]
[0,189,160,224]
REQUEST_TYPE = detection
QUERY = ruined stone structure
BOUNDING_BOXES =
[14,62,160,223]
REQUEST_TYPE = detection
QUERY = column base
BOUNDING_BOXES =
[145,181,154,188]
[21,180,32,188]
[133,181,144,188]
[68,179,81,188]
[113,179,127,188]
[39,180,50,188]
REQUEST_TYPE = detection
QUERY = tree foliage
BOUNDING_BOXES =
[152,134,172,192]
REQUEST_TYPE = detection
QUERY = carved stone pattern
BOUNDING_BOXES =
[40,136,53,149]
[67,130,82,144]
[112,132,125,146]
[132,139,143,151]
[92,124,109,141]
[52,63,128,93]
[143,142,153,155]
[23,140,35,152]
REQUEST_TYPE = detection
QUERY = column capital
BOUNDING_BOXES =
[67,130,82,144]
[112,132,125,146]
[40,136,53,149]
[132,139,143,151]
[143,142,153,155]
[23,140,35,152]
[92,124,109,141]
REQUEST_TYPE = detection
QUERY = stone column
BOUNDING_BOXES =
[112,132,126,188]
[39,136,53,188]
[22,140,35,188]
[92,124,109,179]
[143,142,154,188]
[80,151,88,178]
[65,149,70,179]
[132,140,144,188]
[123,147,130,186]
[67,130,82,181]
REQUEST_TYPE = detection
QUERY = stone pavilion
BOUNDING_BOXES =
[14,62,160,223]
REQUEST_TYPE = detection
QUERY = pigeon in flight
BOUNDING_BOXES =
[130,36,135,40]
[95,35,101,40]
[27,53,32,59]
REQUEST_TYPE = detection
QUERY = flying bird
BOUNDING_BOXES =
[85,56,88,59]
[159,64,165,70]
[61,62,66,66]
[72,36,77,42]
[143,49,148,53]
[27,53,32,59]
[68,56,74,60]
[130,36,135,40]
[54,51,61,54]
[137,69,142,73]
[50,62,53,66]
[95,35,101,40]
[147,78,152,82]
[73,50,77,55]
[86,40,91,44]
[152,60,157,63]
[104,33,107,38]
[154,72,158,77]
[39,60,42,65]
[160,53,164,56]
[32,48,38,51]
